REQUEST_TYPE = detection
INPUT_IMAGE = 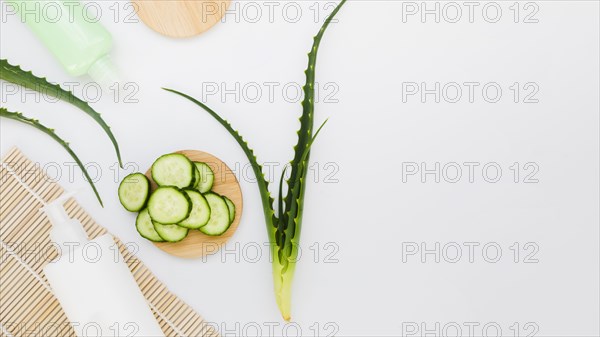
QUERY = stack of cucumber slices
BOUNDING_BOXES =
[118,153,236,242]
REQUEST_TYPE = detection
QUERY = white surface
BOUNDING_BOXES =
[1,1,599,336]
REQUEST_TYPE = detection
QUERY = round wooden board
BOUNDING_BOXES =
[145,150,243,258]
[132,0,231,38]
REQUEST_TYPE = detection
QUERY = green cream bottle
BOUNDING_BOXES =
[8,0,117,84]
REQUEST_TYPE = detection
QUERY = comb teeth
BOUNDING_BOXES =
[0,148,219,337]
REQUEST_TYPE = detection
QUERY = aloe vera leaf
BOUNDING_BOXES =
[277,166,289,221]
[276,118,328,256]
[161,88,277,234]
[280,118,328,233]
[271,120,328,320]
[0,59,122,167]
[0,107,103,206]
[275,0,347,321]
[275,119,329,320]
[279,0,347,240]
[274,117,325,262]
[283,0,347,214]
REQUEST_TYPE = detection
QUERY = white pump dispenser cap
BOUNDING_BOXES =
[41,190,88,248]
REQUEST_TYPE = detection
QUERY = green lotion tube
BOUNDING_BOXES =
[9,0,117,84]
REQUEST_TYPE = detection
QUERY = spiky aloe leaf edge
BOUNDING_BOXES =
[0,107,103,206]
[0,59,122,167]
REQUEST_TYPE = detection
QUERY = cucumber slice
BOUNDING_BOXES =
[191,164,201,189]
[136,209,165,242]
[118,173,150,212]
[153,221,189,242]
[178,190,211,229]
[194,162,214,193]
[223,196,236,224]
[151,153,194,188]
[147,187,191,224]
[200,193,231,236]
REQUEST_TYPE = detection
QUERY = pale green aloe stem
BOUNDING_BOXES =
[0,107,103,206]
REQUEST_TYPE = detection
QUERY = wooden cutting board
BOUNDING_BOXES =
[132,0,231,38]
[145,150,243,258]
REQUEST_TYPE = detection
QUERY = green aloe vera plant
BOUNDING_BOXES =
[0,59,122,167]
[0,108,103,205]
[164,0,347,320]
[0,59,123,205]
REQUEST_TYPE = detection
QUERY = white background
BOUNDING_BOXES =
[1,1,599,336]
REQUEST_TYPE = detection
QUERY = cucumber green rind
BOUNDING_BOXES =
[191,164,201,188]
[136,209,165,242]
[147,186,192,224]
[200,193,232,236]
[0,59,122,167]
[194,161,214,193]
[152,221,189,242]
[178,189,211,229]
[151,153,194,188]
[223,196,236,224]
[0,107,103,206]
[118,173,150,212]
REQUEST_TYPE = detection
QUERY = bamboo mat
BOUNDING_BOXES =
[0,148,219,337]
